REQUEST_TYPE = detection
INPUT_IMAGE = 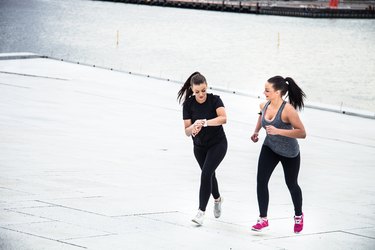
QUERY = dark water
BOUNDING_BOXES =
[1,0,375,113]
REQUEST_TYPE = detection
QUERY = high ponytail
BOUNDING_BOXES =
[285,77,306,111]
[267,76,306,111]
[177,72,206,104]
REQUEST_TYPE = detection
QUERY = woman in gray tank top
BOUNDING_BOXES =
[250,76,307,234]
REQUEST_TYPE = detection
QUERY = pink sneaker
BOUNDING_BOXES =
[251,217,269,231]
[294,213,304,233]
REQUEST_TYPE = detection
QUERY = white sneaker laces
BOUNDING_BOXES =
[257,218,267,224]
[196,210,204,218]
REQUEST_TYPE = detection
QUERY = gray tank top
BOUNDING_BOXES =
[261,101,299,158]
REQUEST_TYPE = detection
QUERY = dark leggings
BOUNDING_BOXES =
[194,137,227,212]
[257,145,303,217]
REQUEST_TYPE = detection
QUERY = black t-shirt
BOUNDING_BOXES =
[183,93,226,147]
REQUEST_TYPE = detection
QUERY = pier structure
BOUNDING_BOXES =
[97,0,375,18]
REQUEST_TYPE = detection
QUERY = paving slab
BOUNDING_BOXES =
[0,227,82,250]
[0,54,374,249]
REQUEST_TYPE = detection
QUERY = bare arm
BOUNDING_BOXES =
[184,119,204,137]
[251,103,265,143]
[183,106,226,137]
[250,115,262,143]
[205,107,227,127]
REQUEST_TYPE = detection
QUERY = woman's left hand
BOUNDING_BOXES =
[265,125,279,135]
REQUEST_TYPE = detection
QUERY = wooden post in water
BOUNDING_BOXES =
[116,30,119,48]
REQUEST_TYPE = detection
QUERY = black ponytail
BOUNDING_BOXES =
[268,76,306,110]
[285,77,306,111]
[177,72,206,104]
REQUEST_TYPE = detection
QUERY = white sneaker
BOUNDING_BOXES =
[214,197,223,218]
[192,210,205,225]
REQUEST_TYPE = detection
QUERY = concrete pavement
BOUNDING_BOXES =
[0,53,374,249]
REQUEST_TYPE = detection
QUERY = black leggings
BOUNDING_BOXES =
[194,138,227,212]
[257,145,303,217]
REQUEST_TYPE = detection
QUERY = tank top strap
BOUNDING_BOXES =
[262,101,271,112]
[275,101,287,120]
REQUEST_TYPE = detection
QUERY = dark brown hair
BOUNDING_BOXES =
[268,76,306,110]
[177,72,207,104]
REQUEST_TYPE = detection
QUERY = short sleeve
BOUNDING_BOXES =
[182,99,192,120]
[213,95,224,109]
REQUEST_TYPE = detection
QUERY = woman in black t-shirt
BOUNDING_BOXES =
[177,72,228,226]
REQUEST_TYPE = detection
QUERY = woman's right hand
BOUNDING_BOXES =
[192,125,202,137]
[251,132,259,143]
[192,120,204,137]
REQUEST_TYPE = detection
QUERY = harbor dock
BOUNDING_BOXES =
[96,0,375,18]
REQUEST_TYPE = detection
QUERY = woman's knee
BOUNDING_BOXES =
[201,168,214,181]
[286,182,300,193]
